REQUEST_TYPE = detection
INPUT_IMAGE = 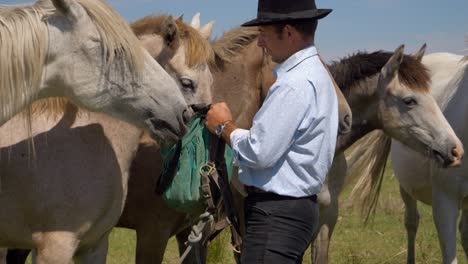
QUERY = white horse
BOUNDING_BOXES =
[0,0,189,141]
[349,52,468,264]
[0,13,215,264]
[392,53,468,264]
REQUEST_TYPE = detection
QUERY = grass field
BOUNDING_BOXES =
[103,162,468,264]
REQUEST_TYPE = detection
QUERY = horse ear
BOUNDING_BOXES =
[199,21,215,39]
[51,0,87,24]
[190,12,201,30]
[162,16,180,49]
[176,14,184,22]
[411,43,427,62]
[377,45,405,94]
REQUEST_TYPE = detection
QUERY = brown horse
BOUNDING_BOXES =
[116,22,461,264]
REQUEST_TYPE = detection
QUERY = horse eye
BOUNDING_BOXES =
[180,78,196,91]
[403,97,418,107]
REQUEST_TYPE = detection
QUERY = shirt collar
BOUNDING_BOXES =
[273,45,318,76]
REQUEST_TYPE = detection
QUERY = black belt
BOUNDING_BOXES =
[245,186,317,202]
[245,185,268,194]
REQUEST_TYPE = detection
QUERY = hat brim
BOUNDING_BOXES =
[241,9,332,27]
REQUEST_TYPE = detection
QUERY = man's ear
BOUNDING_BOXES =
[284,24,293,37]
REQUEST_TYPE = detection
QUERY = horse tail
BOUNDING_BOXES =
[345,130,392,224]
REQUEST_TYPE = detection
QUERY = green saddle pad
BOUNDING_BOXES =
[159,114,234,214]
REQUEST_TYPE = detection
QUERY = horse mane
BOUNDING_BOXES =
[211,26,260,63]
[329,51,431,96]
[0,0,145,118]
[0,3,52,119]
[29,97,72,118]
[131,15,214,67]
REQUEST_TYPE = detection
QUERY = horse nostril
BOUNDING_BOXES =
[452,146,464,160]
[448,146,464,167]
[344,114,351,127]
[338,114,352,135]
[182,108,194,124]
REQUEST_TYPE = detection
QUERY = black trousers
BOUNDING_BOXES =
[240,192,319,264]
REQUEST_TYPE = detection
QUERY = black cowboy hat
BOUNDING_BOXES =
[242,0,332,27]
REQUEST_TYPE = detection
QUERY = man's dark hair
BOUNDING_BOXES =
[274,19,318,40]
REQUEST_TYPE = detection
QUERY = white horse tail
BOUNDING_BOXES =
[345,130,392,224]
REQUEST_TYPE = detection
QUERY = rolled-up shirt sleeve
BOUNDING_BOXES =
[230,83,313,169]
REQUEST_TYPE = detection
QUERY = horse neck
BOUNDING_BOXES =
[211,41,265,129]
[441,60,468,127]
[336,76,381,152]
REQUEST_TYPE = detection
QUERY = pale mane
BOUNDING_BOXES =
[212,26,259,63]
[0,2,51,119]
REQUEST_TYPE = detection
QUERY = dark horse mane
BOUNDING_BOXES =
[329,51,431,95]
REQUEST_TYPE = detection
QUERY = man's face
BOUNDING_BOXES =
[257,25,289,63]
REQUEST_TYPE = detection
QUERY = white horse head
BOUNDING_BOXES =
[0,0,190,142]
[375,45,463,167]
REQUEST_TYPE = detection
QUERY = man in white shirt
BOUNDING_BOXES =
[205,0,338,263]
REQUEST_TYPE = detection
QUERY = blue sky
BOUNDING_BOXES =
[5,0,467,61]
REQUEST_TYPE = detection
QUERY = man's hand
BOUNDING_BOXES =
[205,102,234,134]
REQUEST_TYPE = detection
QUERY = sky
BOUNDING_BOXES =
[4,0,467,61]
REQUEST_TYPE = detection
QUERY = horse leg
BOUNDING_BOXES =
[400,185,419,264]
[6,249,30,264]
[0,248,6,264]
[432,189,459,264]
[312,153,347,264]
[312,202,338,264]
[135,227,171,264]
[458,209,468,259]
[74,232,110,264]
[32,232,78,264]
